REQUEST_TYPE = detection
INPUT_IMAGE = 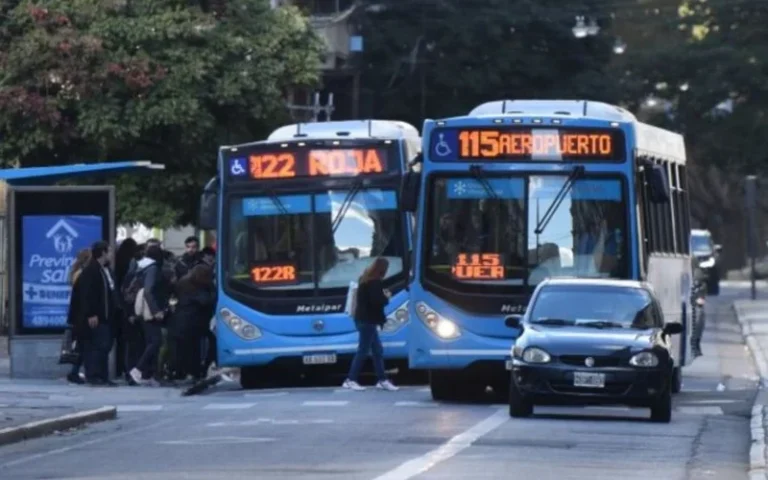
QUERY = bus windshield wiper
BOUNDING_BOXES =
[331,178,364,234]
[533,166,585,235]
[530,317,574,326]
[469,165,498,200]
[264,188,289,215]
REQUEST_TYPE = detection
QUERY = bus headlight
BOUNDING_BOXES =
[382,301,409,333]
[415,302,460,339]
[220,308,261,340]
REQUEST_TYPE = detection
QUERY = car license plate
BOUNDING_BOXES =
[505,359,513,370]
[573,372,605,388]
[302,354,337,365]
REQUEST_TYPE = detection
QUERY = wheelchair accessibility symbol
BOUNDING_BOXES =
[229,158,246,176]
[434,133,452,157]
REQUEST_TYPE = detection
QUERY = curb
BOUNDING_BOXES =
[0,406,117,447]
[733,303,768,480]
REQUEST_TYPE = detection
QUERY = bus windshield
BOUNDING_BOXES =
[425,174,628,291]
[227,188,404,295]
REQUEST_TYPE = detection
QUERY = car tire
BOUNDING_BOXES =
[429,370,455,401]
[671,367,682,394]
[508,373,533,418]
[650,388,672,423]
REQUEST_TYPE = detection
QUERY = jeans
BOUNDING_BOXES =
[135,321,163,379]
[347,323,386,382]
[123,318,145,373]
[83,324,112,382]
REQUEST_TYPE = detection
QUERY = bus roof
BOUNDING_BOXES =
[434,99,686,163]
[267,120,420,142]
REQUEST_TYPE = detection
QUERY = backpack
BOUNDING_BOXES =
[344,281,358,318]
[121,266,147,310]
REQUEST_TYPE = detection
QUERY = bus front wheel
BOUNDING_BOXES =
[240,366,266,389]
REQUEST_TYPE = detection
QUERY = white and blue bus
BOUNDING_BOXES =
[200,120,420,388]
[400,100,694,401]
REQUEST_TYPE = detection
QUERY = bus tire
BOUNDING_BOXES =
[429,370,454,401]
[671,367,682,394]
[239,366,265,390]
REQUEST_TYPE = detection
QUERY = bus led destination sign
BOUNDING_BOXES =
[430,127,625,161]
[246,147,388,180]
[451,253,505,280]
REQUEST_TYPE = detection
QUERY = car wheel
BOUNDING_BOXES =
[508,372,533,418]
[650,388,672,423]
[707,271,720,296]
[671,367,682,394]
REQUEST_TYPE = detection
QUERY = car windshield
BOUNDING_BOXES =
[226,188,404,294]
[529,285,657,329]
[690,234,713,256]
[425,174,628,291]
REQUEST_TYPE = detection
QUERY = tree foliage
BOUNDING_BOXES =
[356,0,623,126]
[0,0,323,226]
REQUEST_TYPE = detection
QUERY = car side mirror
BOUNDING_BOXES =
[714,244,722,253]
[663,323,683,335]
[505,315,522,329]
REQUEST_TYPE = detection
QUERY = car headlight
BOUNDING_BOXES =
[629,351,659,367]
[415,302,460,339]
[381,301,409,333]
[220,308,261,340]
[521,347,551,363]
[699,257,715,268]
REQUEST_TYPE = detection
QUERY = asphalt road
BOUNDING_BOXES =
[0,285,759,480]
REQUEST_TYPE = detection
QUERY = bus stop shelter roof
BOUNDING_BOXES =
[0,160,165,185]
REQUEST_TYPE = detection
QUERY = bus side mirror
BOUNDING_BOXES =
[400,170,421,213]
[663,323,683,335]
[505,315,522,329]
[645,164,670,203]
[199,176,218,230]
[714,244,722,253]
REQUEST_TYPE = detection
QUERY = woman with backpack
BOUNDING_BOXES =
[128,245,172,386]
[342,257,399,392]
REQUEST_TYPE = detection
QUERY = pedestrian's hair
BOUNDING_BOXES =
[146,238,161,247]
[201,246,215,257]
[185,235,199,246]
[359,257,389,283]
[91,241,110,260]
[176,264,213,295]
[145,244,164,264]
[69,248,91,285]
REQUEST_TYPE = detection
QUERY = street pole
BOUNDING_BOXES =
[746,175,758,300]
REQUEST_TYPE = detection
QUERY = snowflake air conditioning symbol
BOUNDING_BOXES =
[453,181,467,196]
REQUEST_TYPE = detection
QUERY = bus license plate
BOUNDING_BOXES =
[303,354,337,365]
[573,372,605,388]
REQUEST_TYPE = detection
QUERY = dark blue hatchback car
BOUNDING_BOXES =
[505,278,683,423]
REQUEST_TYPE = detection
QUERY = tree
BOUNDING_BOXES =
[0,0,324,226]
[355,0,623,126]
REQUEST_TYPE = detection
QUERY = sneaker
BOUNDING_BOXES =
[342,379,366,391]
[129,368,146,386]
[376,380,399,391]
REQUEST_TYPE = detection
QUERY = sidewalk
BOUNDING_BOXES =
[734,300,768,480]
[0,336,117,446]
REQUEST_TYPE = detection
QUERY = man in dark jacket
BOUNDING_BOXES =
[77,241,118,386]
[175,236,202,281]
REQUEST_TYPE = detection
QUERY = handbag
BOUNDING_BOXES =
[58,327,80,365]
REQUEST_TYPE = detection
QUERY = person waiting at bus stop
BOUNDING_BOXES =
[342,257,399,392]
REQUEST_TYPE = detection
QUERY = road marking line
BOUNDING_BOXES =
[302,400,349,407]
[583,406,632,411]
[203,403,257,410]
[243,392,288,398]
[206,418,334,427]
[1,418,176,468]
[677,406,723,415]
[117,405,164,412]
[684,399,739,404]
[395,401,437,407]
[371,407,507,480]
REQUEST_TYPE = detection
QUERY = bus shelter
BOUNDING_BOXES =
[1,160,164,378]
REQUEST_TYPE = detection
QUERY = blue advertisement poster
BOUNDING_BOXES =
[21,215,103,329]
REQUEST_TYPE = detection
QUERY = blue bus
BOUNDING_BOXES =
[400,100,694,401]
[200,120,421,388]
